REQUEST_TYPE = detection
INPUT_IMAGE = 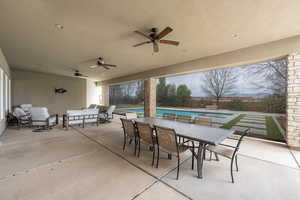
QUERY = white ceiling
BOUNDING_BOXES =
[1,0,300,81]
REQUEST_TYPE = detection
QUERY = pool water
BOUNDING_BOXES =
[128,108,232,119]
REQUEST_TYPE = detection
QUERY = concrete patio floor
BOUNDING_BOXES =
[0,119,299,200]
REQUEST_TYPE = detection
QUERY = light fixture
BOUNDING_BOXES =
[55,24,64,30]
[232,34,238,38]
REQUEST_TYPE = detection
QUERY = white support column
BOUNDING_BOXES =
[144,78,156,117]
[287,53,300,150]
[100,85,110,106]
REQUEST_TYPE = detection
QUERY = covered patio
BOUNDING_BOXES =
[1,0,300,199]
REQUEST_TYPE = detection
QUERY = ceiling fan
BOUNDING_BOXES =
[73,70,88,77]
[133,26,180,53]
[89,57,117,70]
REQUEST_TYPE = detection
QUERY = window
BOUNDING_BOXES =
[109,80,144,109]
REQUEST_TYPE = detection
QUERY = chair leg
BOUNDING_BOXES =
[134,138,137,156]
[230,157,235,183]
[156,147,160,168]
[215,153,219,161]
[123,135,126,151]
[235,155,239,172]
[152,145,155,166]
[176,156,180,180]
[129,139,133,144]
[192,142,195,170]
[138,140,141,158]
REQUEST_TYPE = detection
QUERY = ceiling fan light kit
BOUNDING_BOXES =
[133,26,180,53]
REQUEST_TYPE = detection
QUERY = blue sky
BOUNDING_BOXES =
[165,63,272,97]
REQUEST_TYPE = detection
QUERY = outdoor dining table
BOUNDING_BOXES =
[134,117,234,179]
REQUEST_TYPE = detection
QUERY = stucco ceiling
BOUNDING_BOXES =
[1,0,300,81]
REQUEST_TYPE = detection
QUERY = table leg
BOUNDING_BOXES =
[197,143,206,179]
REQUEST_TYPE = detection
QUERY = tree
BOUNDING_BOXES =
[248,59,287,95]
[201,68,238,106]
[157,78,167,105]
[135,81,144,103]
[176,84,191,106]
[166,84,177,106]
[247,59,287,113]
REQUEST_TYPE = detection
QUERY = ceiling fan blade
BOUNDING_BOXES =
[103,64,117,67]
[134,30,151,40]
[156,27,173,40]
[159,40,180,46]
[89,65,100,69]
[102,65,110,70]
[133,41,151,47]
[153,42,159,53]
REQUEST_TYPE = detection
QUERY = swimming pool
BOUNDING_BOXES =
[128,108,233,119]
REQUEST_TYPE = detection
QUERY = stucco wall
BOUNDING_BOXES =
[0,48,10,136]
[86,79,100,107]
[12,69,87,115]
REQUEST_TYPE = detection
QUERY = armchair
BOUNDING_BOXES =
[99,105,116,122]
[12,107,31,129]
[20,104,32,113]
[30,107,58,129]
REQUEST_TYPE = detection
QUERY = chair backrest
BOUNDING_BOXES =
[136,122,154,145]
[82,109,99,115]
[194,117,212,126]
[97,105,108,112]
[30,107,50,121]
[236,129,250,149]
[13,107,27,118]
[125,112,137,119]
[20,104,32,112]
[154,125,178,153]
[120,118,136,139]
[176,115,192,123]
[162,113,176,121]
[87,104,97,109]
[107,105,116,115]
[66,110,83,116]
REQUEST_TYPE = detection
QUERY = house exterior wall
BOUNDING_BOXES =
[287,53,300,149]
[12,69,87,115]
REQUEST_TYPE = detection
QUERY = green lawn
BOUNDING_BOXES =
[221,114,246,129]
[221,114,285,142]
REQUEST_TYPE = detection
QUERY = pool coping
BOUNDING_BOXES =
[118,107,239,124]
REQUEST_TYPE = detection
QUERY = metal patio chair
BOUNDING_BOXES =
[162,113,176,121]
[154,125,193,180]
[136,122,157,166]
[120,118,138,155]
[205,129,249,183]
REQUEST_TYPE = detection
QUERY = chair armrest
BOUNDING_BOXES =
[47,114,59,125]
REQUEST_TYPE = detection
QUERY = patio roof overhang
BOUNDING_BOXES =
[97,34,300,86]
